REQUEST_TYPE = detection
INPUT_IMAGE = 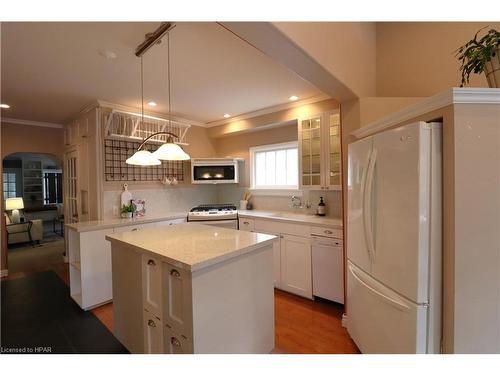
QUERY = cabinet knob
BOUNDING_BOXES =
[324,230,333,234]
[280,235,284,239]
[171,337,181,347]
[148,319,156,328]
[243,221,250,225]
[147,259,156,266]
[131,228,138,231]
[170,269,180,278]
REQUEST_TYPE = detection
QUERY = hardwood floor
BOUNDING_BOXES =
[2,262,360,354]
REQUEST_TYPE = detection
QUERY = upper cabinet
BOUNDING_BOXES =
[298,109,342,191]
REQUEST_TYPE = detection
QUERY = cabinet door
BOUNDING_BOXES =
[143,310,163,354]
[238,218,255,232]
[162,264,192,338]
[299,115,323,189]
[142,255,162,318]
[164,326,192,354]
[280,234,312,299]
[324,110,342,189]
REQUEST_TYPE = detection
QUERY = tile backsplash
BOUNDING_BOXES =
[217,185,342,218]
[102,185,219,219]
[103,184,342,219]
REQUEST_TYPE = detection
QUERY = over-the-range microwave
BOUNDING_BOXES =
[191,158,242,184]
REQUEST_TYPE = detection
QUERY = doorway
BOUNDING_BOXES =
[3,152,65,276]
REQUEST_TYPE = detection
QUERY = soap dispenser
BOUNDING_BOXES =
[317,197,326,216]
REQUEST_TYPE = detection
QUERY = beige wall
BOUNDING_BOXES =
[376,22,500,97]
[1,122,64,160]
[273,22,377,98]
[213,123,298,187]
[208,99,339,138]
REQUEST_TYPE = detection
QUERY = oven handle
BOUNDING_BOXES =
[188,219,238,225]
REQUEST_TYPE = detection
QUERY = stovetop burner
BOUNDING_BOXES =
[189,204,237,212]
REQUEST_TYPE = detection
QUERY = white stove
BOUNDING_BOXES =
[187,204,238,229]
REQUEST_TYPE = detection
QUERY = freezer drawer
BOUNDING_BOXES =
[346,261,429,353]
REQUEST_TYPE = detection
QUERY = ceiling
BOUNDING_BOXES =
[0,22,323,125]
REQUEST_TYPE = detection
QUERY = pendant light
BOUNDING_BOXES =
[152,31,190,161]
[126,55,161,166]
[126,25,190,166]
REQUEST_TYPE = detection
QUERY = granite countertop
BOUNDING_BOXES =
[105,223,277,272]
[238,210,343,228]
[65,212,188,232]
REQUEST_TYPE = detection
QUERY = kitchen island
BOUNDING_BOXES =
[105,223,277,354]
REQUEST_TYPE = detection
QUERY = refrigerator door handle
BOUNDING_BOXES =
[349,263,410,312]
[363,148,377,261]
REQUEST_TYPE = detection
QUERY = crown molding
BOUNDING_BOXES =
[351,88,500,139]
[1,117,64,129]
[205,93,331,128]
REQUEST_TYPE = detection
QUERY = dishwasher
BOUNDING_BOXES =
[311,234,344,304]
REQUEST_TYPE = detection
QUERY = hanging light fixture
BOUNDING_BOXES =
[126,23,190,166]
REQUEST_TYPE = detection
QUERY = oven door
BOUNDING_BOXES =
[190,220,238,230]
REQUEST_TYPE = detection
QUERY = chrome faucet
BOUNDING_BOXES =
[291,195,302,209]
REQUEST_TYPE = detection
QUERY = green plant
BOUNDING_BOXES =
[455,27,500,87]
[121,203,135,214]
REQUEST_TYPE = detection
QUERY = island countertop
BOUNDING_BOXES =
[66,212,187,233]
[105,223,277,272]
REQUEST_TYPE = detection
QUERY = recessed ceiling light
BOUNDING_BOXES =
[98,49,117,60]
[289,95,299,101]
[147,101,157,107]
[223,114,231,118]
[0,103,10,109]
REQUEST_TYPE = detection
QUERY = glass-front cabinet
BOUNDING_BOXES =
[298,109,342,190]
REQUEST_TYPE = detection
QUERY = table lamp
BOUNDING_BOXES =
[5,197,24,223]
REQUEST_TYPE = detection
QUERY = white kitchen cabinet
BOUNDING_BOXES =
[239,218,255,231]
[164,326,192,354]
[162,263,193,338]
[280,234,312,299]
[298,109,342,191]
[142,255,162,318]
[143,310,163,354]
[256,230,281,288]
[67,217,186,310]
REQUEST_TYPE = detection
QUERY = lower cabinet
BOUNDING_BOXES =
[143,310,163,354]
[280,234,312,299]
[142,255,162,318]
[164,326,192,354]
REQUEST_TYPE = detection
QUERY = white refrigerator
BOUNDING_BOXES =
[346,121,442,354]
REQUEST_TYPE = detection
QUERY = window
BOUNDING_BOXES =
[43,170,63,205]
[3,172,17,199]
[250,141,298,190]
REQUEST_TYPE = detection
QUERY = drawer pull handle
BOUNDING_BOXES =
[171,337,181,347]
[147,259,156,266]
[170,269,180,278]
[148,319,156,328]
[132,228,138,231]
[324,230,333,234]
[243,221,250,225]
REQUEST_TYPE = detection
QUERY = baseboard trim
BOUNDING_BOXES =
[0,269,9,277]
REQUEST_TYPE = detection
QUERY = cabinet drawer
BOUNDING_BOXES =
[254,219,309,237]
[114,222,157,233]
[164,326,192,354]
[310,226,342,239]
[162,263,192,338]
[155,218,186,227]
[238,218,255,232]
[142,255,162,318]
[143,310,163,354]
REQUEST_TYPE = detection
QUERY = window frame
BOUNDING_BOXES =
[249,141,300,193]
[3,172,17,199]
